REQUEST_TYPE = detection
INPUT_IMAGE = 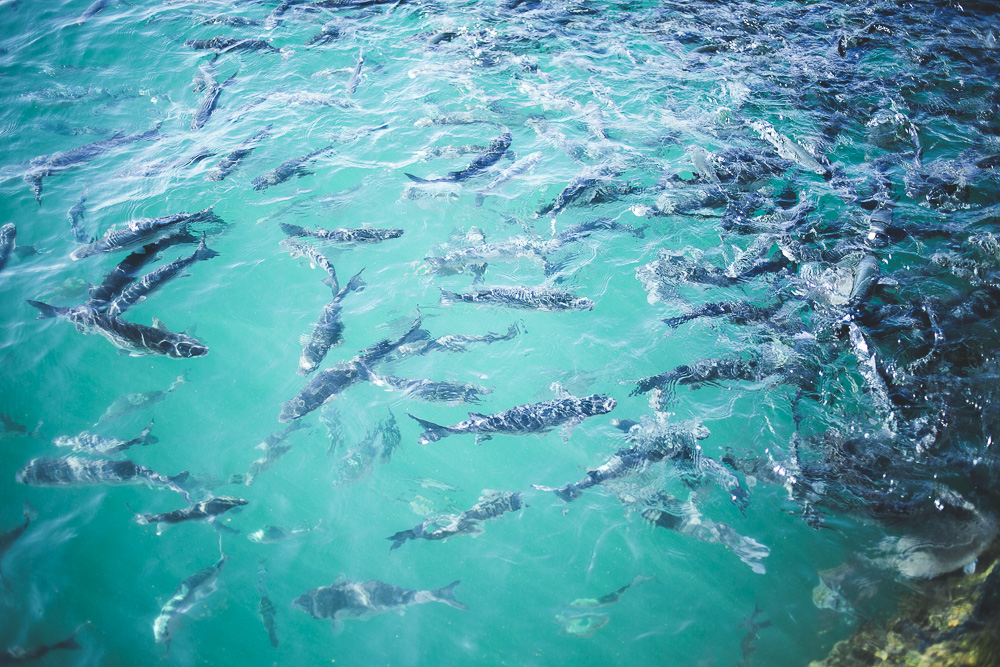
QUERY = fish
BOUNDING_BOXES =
[76,0,110,24]
[424,237,558,277]
[0,223,15,274]
[0,503,35,590]
[0,413,29,437]
[26,301,209,359]
[474,150,543,206]
[153,539,227,645]
[191,70,237,131]
[749,119,831,178]
[737,605,771,667]
[53,419,157,454]
[279,315,425,422]
[387,490,522,550]
[67,194,90,243]
[346,49,363,95]
[306,21,339,46]
[94,375,184,426]
[279,222,403,244]
[245,421,309,485]
[131,496,247,534]
[24,124,161,204]
[256,561,279,648]
[409,393,616,445]
[86,235,198,307]
[247,520,323,544]
[1,626,84,664]
[70,206,222,260]
[16,456,190,499]
[534,163,620,218]
[405,132,512,183]
[568,574,656,609]
[252,144,334,191]
[332,411,401,486]
[392,322,520,358]
[184,37,279,53]
[439,285,594,311]
[368,374,492,405]
[104,238,220,318]
[292,579,468,631]
[205,125,272,181]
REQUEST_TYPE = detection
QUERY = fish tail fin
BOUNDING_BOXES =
[26,300,65,319]
[438,287,459,304]
[194,239,220,262]
[404,172,429,184]
[140,419,157,445]
[126,502,149,525]
[387,529,414,551]
[346,268,366,293]
[432,580,468,611]
[408,414,447,444]
[279,222,307,237]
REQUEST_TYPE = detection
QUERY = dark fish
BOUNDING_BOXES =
[306,21,339,46]
[346,49,363,95]
[76,0,110,24]
[737,605,772,667]
[292,579,468,631]
[53,419,157,454]
[252,144,333,191]
[388,490,522,550]
[409,393,616,445]
[279,315,424,422]
[568,574,655,609]
[105,239,220,317]
[94,375,184,426]
[86,235,197,307]
[1,626,83,664]
[0,414,29,437]
[279,222,403,243]
[70,206,221,260]
[184,37,279,53]
[154,540,226,645]
[0,503,35,590]
[405,132,512,183]
[245,421,309,485]
[369,374,492,405]
[0,223,15,274]
[392,322,520,358]
[67,194,89,243]
[535,164,620,218]
[201,15,264,27]
[191,70,237,131]
[263,0,294,30]
[297,267,366,375]
[248,520,322,544]
[439,285,594,311]
[24,125,161,204]
[26,301,209,359]
[256,561,279,648]
[16,456,189,498]
[132,496,247,534]
[205,125,272,181]
[331,411,401,486]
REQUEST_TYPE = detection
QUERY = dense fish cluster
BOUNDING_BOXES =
[2,0,1000,663]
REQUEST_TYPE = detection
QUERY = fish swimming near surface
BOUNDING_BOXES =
[252,144,334,191]
[76,0,111,24]
[245,421,309,485]
[474,150,543,206]
[368,374,492,405]
[53,419,157,454]
[387,490,522,550]
[205,125,272,181]
[534,163,621,218]
[1,625,85,664]
[0,223,16,274]
[94,375,184,426]
[153,539,227,646]
[280,222,403,244]
[292,579,468,632]
[184,37,280,53]
[346,49,364,95]
[86,235,198,307]
[568,574,656,609]
[405,132,512,183]
[191,70,237,131]
[439,285,594,311]
[131,496,247,535]
[104,238,220,318]
[26,301,209,359]
[16,456,190,499]
[391,322,520,359]
[279,315,425,422]
[70,206,221,260]
[67,194,90,243]
[247,520,323,544]
[409,393,616,445]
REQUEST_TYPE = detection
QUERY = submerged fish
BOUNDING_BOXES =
[0,503,35,590]
[256,561,279,648]
[205,125,272,181]
[70,206,221,260]
[16,456,189,498]
[405,132,512,183]
[53,419,157,454]
[1,626,84,664]
[184,37,279,53]
[153,540,227,645]
[409,393,616,445]
[346,49,364,95]
[369,374,492,405]
[292,579,468,631]
[475,150,543,205]
[245,421,309,485]
[105,239,220,317]
[86,235,197,307]
[67,194,90,244]
[132,496,247,534]
[387,490,522,550]
[94,375,184,426]
[191,70,237,131]
[252,144,334,191]
[248,520,323,544]
[280,222,403,244]
[439,285,594,311]
[0,223,16,274]
[568,574,655,609]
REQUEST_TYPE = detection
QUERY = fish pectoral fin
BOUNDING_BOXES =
[474,434,492,446]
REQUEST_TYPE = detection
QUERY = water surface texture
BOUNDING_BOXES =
[1,0,999,664]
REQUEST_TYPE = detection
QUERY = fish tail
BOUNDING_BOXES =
[438,287,459,304]
[387,529,414,551]
[408,414,447,444]
[195,241,220,262]
[126,502,149,525]
[432,580,468,610]
[346,268,366,293]
[140,419,158,445]
[404,172,429,184]
[279,222,307,237]
[26,300,66,319]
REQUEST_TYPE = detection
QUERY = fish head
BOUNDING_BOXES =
[153,613,173,644]
[159,337,209,359]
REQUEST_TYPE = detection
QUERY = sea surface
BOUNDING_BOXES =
[1,0,999,664]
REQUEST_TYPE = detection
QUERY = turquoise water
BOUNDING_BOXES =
[2,0,999,664]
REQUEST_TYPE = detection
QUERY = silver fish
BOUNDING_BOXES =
[70,206,221,260]
[439,285,594,311]
[16,456,189,499]
[153,540,226,645]
[53,419,157,454]
[388,490,522,550]
[132,496,247,535]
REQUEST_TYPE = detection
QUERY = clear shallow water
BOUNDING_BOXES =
[1,0,999,664]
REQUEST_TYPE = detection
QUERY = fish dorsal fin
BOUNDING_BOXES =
[549,382,571,399]
[467,412,487,420]
[151,317,168,331]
